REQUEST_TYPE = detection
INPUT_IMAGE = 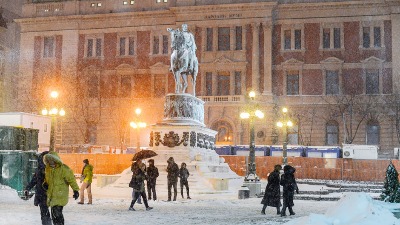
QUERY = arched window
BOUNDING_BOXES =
[366,120,379,145]
[211,120,233,144]
[326,121,339,145]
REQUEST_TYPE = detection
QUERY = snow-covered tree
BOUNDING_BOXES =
[380,161,399,202]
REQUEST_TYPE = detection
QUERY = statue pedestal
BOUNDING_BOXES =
[149,94,239,190]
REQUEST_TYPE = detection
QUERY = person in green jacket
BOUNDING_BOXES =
[78,159,93,204]
[43,152,80,225]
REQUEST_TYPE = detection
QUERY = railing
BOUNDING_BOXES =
[199,95,244,103]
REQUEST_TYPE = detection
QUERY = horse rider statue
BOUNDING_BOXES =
[167,24,198,96]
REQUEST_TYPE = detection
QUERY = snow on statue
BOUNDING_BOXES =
[167,24,199,96]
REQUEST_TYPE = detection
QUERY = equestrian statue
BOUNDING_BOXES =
[167,24,199,96]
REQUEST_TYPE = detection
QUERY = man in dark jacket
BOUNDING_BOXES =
[24,151,52,225]
[128,160,153,211]
[261,164,282,215]
[146,159,159,201]
[166,157,179,201]
[280,165,299,217]
[179,162,191,199]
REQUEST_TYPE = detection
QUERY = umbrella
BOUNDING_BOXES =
[132,150,157,161]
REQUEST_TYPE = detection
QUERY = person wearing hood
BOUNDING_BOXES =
[261,164,282,215]
[24,151,52,225]
[179,162,191,199]
[166,157,179,201]
[43,152,80,225]
[128,160,153,211]
[280,165,299,217]
[78,159,93,204]
[146,159,159,201]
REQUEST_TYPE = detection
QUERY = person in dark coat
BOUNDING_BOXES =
[179,162,191,199]
[166,157,179,201]
[146,159,159,201]
[130,160,142,204]
[128,160,153,211]
[261,164,282,215]
[24,151,52,225]
[280,165,299,217]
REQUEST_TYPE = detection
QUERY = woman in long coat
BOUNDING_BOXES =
[280,165,299,216]
[261,164,282,215]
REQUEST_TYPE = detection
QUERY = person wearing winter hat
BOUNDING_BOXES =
[43,151,80,225]
[24,151,52,225]
[78,159,93,204]
[166,157,179,201]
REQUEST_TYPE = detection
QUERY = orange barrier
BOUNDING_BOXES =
[59,154,398,181]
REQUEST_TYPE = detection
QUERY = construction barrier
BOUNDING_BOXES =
[58,154,398,182]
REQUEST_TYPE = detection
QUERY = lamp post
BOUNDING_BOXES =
[130,108,146,153]
[276,107,293,165]
[239,91,264,197]
[41,91,65,152]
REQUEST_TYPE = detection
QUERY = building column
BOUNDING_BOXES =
[262,22,273,95]
[229,70,235,95]
[201,27,206,52]
[392,14,400,92]
[213,27,218,51]
[252,22,260,94]
[212,70,217,96]
[230,26,235,51]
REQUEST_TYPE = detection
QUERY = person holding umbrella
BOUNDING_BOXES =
[128,150,157,211]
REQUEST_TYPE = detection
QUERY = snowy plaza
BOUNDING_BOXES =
[1,167,399,225]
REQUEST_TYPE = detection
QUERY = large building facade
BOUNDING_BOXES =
[12,0,400,156]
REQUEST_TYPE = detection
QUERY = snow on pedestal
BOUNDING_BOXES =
[149,94,239,191]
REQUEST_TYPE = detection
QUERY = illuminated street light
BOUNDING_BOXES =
[239,91,264,197]
[276,107,293,165]
[130,108,146,153]
[41,91,65,152]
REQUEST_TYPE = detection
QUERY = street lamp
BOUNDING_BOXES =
[276,107,293,165]
[130,108,146,153]
[239,91,264,197]
[41,91,65,152]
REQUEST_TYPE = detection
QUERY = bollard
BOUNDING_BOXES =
[238,185,250,199]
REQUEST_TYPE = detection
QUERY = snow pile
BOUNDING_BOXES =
[284,192,400,225]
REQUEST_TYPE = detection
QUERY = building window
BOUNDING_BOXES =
[235,26,242,50]
[119,36,135,56]
[154,74,166,98]
[322,26,342,49]
[206,28,213,51]
[217,71,230,96]
[365,70,379,94]
[366,120,379,145]
[120,75,131,97]
[162,35,169,55]
[156,0,167,2]
[283,28,303,50]
[153,36,159,54]
[43,36,54,58]
[286,70,299,95]
[206,72,212,96]
[234,71,241,95]
[288,125,298,145]
[362,23,383,49]
[326,70,339,95]
[213,120,233,143]
[326,121,339,145]
[86,37,103,57]
[123,0,134,4]
[218,27,230,51]
[88,75,99,98]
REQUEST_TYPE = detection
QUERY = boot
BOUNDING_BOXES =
[289,207,295,216]
[128,200,135,211]
[276,207,281,215]
[187,190,190,199]
[261,205,266,215]
[281,206,287,217]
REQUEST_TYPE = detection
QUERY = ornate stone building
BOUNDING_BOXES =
[12,0,400,156]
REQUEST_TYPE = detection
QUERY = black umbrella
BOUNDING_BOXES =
[132,150,157,161]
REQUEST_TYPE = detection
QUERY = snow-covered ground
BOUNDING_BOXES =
[1,167,399,225]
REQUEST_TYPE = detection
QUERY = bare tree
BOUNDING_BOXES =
[383,93,400,146]
[322,94,381,144]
